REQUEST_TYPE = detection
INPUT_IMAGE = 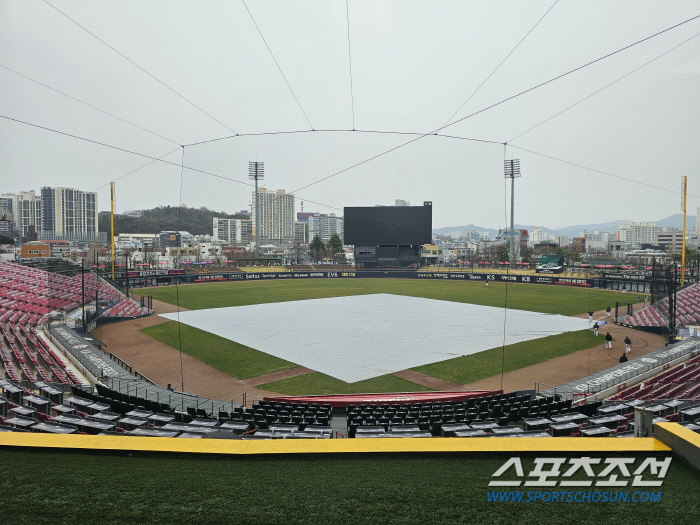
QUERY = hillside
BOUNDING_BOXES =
[98,206,248,236]
[434,213,696,240]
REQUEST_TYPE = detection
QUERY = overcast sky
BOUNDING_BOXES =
[1,0,699,230]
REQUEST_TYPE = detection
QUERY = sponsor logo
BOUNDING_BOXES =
[487,456,672,502]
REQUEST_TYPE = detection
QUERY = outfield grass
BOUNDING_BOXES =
[0,449,697,524]
[136,280,612,391]
[141,321,296,380]
[140,279,642,316]
[258,371,433,395]
[412,330,600,385]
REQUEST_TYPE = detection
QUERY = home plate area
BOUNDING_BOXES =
[160,294,589,383]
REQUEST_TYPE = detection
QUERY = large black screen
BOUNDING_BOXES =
[343,205,432,245]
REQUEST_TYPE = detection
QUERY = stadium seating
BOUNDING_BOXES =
[626,282,700,328]
[0,261,148,384]
[100,298,149,318]
[608,358,700,401]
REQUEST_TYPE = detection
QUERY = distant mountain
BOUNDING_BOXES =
[434,214,696,240]
[98,205,248,236]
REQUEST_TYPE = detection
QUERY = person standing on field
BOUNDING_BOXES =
[593,322,599,336]
[588,310,594,322]
[605,332,613,349]
[606,306,611,318]
[624,336,632,353]
[619,353,628,363]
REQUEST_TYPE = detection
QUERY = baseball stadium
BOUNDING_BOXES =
[2,256,700,523]
[3,2,700,524]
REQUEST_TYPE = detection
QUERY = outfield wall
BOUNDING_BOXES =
[114,270,604,289]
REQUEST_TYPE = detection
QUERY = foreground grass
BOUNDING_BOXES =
[141,322,296,380]
[140,279,641,316]
[258,372,433,396]
[413,330,599,385]
[0,449,697,525]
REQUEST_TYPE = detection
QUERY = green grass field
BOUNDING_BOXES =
[258,372,434,395]
[412,331,599,385]
[137,280,629,394]
[141,279,640,316]
[1,449,697,524]
[141,322,297,380]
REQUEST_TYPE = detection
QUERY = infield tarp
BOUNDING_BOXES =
[160,294,590,383]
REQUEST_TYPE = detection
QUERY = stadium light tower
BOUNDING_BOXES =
[249,161,264,262]
[504,159,521,264]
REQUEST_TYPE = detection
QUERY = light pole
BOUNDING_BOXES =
[504,159,521,264]
[249,161,264,264]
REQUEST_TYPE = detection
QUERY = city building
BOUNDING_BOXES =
[308,213,343,243]
[497,228,529,258]
[607,241,626,259]
[555,236,569,247]
[294,221,307,244]
[115,233,159,246]
[530,226,552,243]
[0,209,13,237]
[0,196,17,230]
[213,218,252,246]
[251,188,295,244]
[656,230,684,253]
[40,187,99,242]
[21,241,50,258]
[159,231,182,249]
[394,199,410,207]
[617,222,662,246]
[18,191,42,238]
[572,237,586,253]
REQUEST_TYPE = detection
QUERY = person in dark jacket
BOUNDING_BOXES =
[606,306,612,318]
[593,322,599,336]
[624,336,632,353]
[605,332,613,349]
[619,353,628,363]
[588,310,594,322]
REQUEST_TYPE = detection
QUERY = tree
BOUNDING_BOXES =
[495,244,510,262]
[308,235,325,263]
[326,233,345,263]
[521,247,534,264]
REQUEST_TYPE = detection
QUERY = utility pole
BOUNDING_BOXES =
[504,159,521,264]
[249,161,264,263]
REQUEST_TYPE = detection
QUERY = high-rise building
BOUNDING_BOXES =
[294,221,307,244]
[530,226,552,243]
[40,187,98,241]
[213,217,252,246]
[0,196,16,227]
[618,222,662,246]
[18,191,42,237]
[307,213,344,243]
[394,199,410,207]
[251,188,295,244]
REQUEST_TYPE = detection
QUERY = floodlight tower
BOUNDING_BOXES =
[504,159,521,264]
[249,161,264,262]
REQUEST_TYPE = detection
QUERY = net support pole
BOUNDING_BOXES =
[111,182,115,281]
[681,176,687,286]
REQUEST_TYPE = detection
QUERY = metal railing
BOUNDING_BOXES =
[105,377,246,415]
[534,381,581,400]
[551,339,700,398]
